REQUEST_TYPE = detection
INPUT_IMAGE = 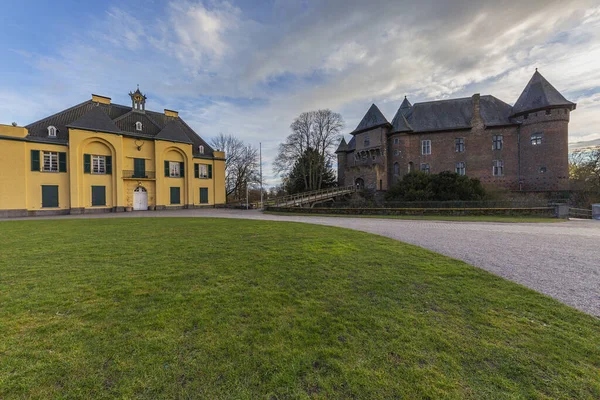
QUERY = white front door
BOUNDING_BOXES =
[133,187,148,211]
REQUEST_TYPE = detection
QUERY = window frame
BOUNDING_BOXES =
[169,161,181,178]
[420,163,430,174]
[531,133,543,146]
[393,138,399,145]
[492,135,503,150]
[455,162,466,176]
[198,145,204,154]
[492,160,504,176]
[455,138,465,153]
[421,139,431,155]
[135,121,143,131]
[92,155,107,174]
[47,126,57,137]
[42,151,59,172]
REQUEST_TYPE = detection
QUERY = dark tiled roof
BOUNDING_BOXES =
[479,95,514,126]
[156,120,193,144]
[390,106,412,133]
[512,70,575,116]
[114,111,162,136]
[347,136,356,151]
[335,137,348,153]
[399,96,412,111]
[21,98,214,156]
[403,97,473,132]
[351,104,389,134]
[67,106,122,134]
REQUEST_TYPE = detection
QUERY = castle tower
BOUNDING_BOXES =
[335,137,348,186]
[511,70,576,191]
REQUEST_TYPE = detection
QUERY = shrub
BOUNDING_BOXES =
[385,171,486,201]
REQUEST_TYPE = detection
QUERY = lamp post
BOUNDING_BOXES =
[260,142,263,209]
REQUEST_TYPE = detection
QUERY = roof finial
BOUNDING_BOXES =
[404,95,407,99]
[137,83,140,89]
[535,68,538,72]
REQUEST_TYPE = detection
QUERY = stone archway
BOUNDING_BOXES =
[355,178,364,190]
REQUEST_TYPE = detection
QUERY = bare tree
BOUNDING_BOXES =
[274,109,344,192]
[211,133,259,201]
[569,146,600,207]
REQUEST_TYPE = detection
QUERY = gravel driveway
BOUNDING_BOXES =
[3,209,599,317]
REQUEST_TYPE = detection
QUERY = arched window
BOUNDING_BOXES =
[47,126,57,137]
[135,121,143,131]
[198,145,204,154]
[393,162,400,175]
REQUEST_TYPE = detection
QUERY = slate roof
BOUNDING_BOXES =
[22,99,213,156]
[351,104,390,134]
[512,70,575,116]
[335,137,348,153]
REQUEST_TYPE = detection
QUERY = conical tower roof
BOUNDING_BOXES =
[512,70,575,116]
[351,104,389,134]
[400,96,412,110]
[335,137,348,153]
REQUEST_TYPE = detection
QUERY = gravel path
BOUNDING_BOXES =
[3,209,599,317]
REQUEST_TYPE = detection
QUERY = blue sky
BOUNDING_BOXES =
[1,0,600,186]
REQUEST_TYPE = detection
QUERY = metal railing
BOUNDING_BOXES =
[122,170,156,179]
[269,185,356,207]
[569,207,593,219]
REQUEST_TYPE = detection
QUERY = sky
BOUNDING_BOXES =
[1,0,600,186]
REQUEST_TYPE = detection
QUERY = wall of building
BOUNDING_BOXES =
[515,109,571,191]
[0,139,28,211]
[26,142,71,211]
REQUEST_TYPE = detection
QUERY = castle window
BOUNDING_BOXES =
[198,145,204,154]
[408,162,414,173]
[539,166,547,173]
[546,109,552,115]
[135,121,143,131]
[492,135,503,150]
[421,140,431,155]
[393,138,399,145]
[455,138,465,152]
[493,160,504,176]
[531,133,543,146]
[524,114,529,120]
[42,151,59,172]
[455,162,466,176]
[364,136,370,147]
[420,163,430,174]
[394,149,400,157]
[394,162,400,175]
[47,126,57,137]
[92,155,107,174]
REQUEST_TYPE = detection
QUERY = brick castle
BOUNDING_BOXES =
[336,70,576,192]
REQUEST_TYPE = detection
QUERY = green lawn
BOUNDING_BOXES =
[264,211,563,223]
[0,218,598,399]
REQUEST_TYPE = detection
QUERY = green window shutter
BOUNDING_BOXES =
[91,186,106,206]
[134,158,145,178]
[105,156,112,174]
[200,188,208,204]
[31,150,40,171]
[208,164,213,179]
[84,154,91,174]
[164,160,170,177]
[41,185,59,208]
[170,187,181,204]
[179,162,185,177]
[59,152,67,173]
[194,163,199,178]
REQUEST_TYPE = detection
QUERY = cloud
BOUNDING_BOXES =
[3,0,600,186]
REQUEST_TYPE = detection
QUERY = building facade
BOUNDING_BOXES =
[336,71,576,192]
[0,89,226,217]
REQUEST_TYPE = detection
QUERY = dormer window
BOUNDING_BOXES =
[47,126,57,137]
[198,145,204,154]
[135,122,142,131]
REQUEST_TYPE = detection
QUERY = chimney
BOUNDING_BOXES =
[92,94,111,105]
[164,109,179,118]
[471,93,484,130]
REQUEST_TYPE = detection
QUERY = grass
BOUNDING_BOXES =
[0,218,598,399]
[264,211,564,223]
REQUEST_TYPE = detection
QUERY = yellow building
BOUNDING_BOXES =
[0,88,226,217]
